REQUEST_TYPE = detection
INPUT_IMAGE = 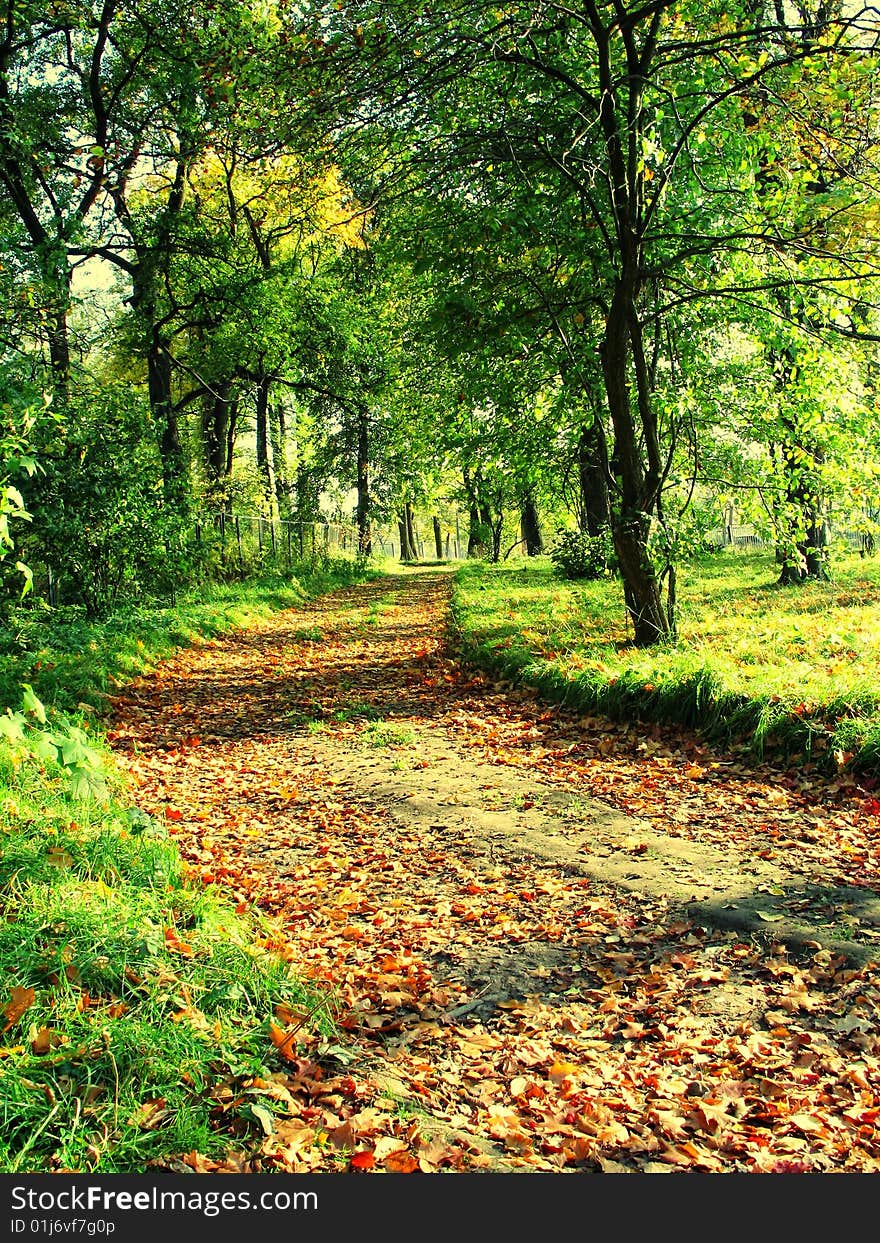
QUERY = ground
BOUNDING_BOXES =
[108,568,880,1173]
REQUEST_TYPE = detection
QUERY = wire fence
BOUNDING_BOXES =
[707,522,874,552]
[196,512,466,565]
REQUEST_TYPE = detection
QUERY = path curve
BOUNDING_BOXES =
[109,569,880,1173]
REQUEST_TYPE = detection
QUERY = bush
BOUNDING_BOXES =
[550,528,616,580]
[21,383,199,615]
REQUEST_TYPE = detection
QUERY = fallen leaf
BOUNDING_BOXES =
[3,986,35,1031]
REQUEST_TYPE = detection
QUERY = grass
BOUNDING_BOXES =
[451,548,880,772]
[0,556,375,1172]
[360,720,416,748]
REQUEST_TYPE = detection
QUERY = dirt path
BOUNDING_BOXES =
[109,569,880,1173]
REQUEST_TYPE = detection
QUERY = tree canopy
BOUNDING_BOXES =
[2,0,880,635]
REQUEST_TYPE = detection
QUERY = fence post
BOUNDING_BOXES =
[258,517,263,555]
[286,522,291,566]
[235,515,243,569]
[270,520,277,558]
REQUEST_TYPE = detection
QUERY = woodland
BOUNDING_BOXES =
[1,0,880,1180]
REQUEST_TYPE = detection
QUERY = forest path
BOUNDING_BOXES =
[108,568,880,1173]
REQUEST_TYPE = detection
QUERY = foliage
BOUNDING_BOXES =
[21,383,198,615]
[549,528,616,581]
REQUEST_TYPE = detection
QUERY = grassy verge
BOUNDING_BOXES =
[451,550,880,772]
[0,558,373,1172]
[0,558,375,715]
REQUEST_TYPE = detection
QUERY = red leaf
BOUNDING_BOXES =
[350,1151,375,1170]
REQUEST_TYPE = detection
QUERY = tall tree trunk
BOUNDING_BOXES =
[255,373,278,522]
[490,509,503,563]
[46,291,71,404]
[398,503,417,561]
[405,501,417,558]
[149,333,186,515]
[520,494,543,555]
[225,400,238,479]
[202,380,235,510]
[602,278,670,646]
[463,465,485,556]
[131,263,187,516]
[356,406,371,556]
[777,436,829,583]
[273,401,291,520]
[432,515,443,559]
[577,419,611,536]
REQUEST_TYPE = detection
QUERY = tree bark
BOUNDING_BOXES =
[601,278,670,646]
[356,406,372,556]
[577,419,611,536]
[273,401,291,520]
[255,373,278,522]
[520,494,543,555]
[398,502,417,561]
[432,515,443,559]
[202,381,236,509]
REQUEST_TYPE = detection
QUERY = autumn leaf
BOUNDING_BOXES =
[269,1021,300,1062]
[3,986,35,1031]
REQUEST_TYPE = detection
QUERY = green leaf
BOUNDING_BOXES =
[21,683,47,724]
[32,734,59,763]
[0,711,26,744]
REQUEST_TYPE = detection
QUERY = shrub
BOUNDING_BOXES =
[550,528,616,580]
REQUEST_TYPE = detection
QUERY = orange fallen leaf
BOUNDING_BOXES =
[384,1150,418,1173]
[3,986,35,1031]
[269,1021,299,1062]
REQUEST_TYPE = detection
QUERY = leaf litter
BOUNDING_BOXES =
[108,569,880,1173]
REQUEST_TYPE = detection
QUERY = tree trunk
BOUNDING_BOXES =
[47,292,71,404]
[405,501,417,558]
[577,419,611,536]
[255,374,279,522]
[490,510,503,562]
[520,494,543,555]
[149,336,187,516]
[225,400,239,478]
[776,428,829,584]
[432,515,443,559]
[601,279,671,646]
[131,262,188,516]
[463,464,485,556]
[356,406,371,556]
[202,380,235,510]
[273,401,291,520]
[398,503,417,561]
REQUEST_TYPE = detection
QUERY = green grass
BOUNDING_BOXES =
[0,557,375,1172]
[0,740,337,1172]
[360,720,416,748]
[451,549,880,771]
